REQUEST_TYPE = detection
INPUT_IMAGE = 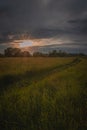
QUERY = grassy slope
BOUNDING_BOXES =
[0,57,87,130]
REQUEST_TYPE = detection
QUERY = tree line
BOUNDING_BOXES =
[0,47,86,57]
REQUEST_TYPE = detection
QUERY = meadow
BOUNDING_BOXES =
[0,57,87,130]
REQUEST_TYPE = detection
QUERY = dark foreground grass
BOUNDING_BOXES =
[0,57,87,130]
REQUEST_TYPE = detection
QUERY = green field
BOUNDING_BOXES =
[0,57,87,130]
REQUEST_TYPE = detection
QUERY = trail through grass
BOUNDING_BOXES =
[0,57,87,130]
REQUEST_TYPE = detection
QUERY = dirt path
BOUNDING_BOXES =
[0,58,81,91]
[30,58,81,86]
[38,58,81,79]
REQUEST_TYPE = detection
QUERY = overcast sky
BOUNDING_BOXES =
[0,0,87,53]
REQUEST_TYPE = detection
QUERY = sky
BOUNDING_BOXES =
[0,0,87,53]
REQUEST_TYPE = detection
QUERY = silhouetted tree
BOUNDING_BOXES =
[20,51,31,57]
[4,47,21,57]
[49,50,58,57]
[4,48,86,57]
[4,47,32,57]
[0,53,4,57]
[33,52,44,57]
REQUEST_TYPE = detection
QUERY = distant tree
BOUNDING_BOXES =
[33,52,44,57]
[4,47,32,57]
[0,53,4,57]
[49,50,68,57]
[4,47,21,57]
[5,48,12,56]
[49,50,58,57]
[78,53,85,56]
[58,50,67,57]
[20,51,31,57]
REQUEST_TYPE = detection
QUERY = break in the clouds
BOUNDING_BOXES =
[0,0,87,52]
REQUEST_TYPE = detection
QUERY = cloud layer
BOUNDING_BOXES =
[0,0,87,47]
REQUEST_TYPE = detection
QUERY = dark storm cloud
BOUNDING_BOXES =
[68,0,87,16]
[31,28,67,39]
[0,0,87,46]
[68,18,87,34]
[0,6,10,17]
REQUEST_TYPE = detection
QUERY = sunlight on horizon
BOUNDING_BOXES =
[19,40,33,48]
[18,38,69,48]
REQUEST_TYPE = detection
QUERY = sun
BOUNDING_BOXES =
[19,40,33,48]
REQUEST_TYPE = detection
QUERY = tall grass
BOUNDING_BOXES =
[0,57,87,130]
